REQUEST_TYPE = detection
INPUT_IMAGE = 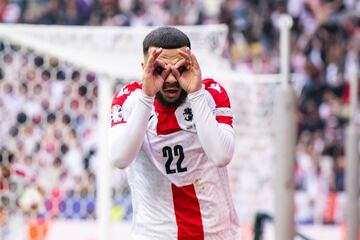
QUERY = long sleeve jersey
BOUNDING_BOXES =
[109,78,239,240]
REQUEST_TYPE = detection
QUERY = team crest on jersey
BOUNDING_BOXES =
[111,105,123,124]
[183,108,193,121]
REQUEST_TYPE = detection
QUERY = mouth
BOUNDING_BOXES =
[164,88,179,93]
[163,88,180,98]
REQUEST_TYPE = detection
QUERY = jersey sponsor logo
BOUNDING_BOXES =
[111,105,124,124]
[183,108,193,121]
[208,83,222,93]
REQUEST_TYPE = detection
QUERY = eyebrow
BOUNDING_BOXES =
[158,55,183,65]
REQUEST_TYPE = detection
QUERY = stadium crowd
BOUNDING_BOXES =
[1,0,360,236]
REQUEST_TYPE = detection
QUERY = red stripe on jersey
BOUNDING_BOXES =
[203,78,233,127]
[216,116,233,126]
[113,82,142,106]
[155,99,181,135]
[172,184,204,240]
[203,78,231,108]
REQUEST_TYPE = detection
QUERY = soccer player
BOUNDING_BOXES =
[109,26,239,239]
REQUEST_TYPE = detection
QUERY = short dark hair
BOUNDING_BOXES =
[143,26,191,55]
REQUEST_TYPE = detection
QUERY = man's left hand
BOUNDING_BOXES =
[171,47,202,93]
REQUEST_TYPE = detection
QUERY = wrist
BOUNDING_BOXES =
[138,91,155,107]
[142,89,156,97]
[188,87,205,101]
[187,85,202,94]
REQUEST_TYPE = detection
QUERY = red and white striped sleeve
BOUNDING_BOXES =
[202,78,233,127]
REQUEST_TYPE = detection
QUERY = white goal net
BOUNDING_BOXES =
[0,24,302,240]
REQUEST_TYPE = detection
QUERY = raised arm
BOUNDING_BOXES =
[171,48,235,167]
[188,85,235,167]
[109,48,170,169]
[109,91,154,169]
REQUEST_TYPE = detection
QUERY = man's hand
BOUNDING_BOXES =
[171,47,202,93]
[142,48,171,97]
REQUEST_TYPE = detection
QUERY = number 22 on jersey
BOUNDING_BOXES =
[162,145,187,174]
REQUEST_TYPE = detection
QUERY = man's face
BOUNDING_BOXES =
[144,47,188,106]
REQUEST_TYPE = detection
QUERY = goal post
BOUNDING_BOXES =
[275,14,296,240]
[346,60,359,240]
[0,23,301,240]
[97,74,112,240]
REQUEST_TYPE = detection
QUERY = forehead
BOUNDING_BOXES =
[148,46,187,64]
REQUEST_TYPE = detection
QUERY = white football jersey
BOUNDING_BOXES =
[111,79,240,240]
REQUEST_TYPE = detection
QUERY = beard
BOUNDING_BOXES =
[156,89,187,108]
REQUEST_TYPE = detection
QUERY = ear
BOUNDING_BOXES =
[141,52,148,70]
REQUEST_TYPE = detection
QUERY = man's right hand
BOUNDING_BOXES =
[142,48,170,97]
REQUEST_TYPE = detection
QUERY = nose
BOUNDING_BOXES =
[164,72,177,83]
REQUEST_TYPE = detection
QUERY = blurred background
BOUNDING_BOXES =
[0,0,360,239]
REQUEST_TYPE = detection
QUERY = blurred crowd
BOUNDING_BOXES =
[1,0,360,234]
[0,46,132,238]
